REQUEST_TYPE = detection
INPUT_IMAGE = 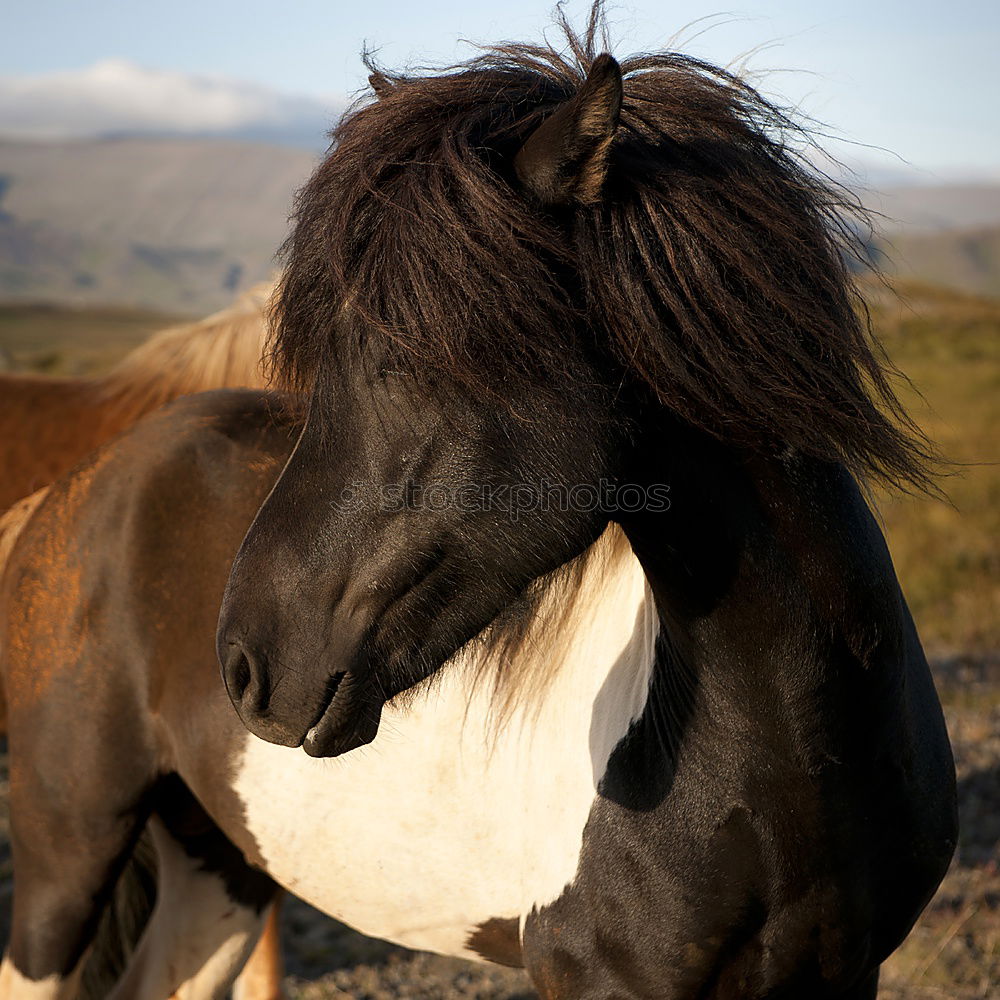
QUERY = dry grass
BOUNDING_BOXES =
[868,280,1000,655]
[865,283,999,998]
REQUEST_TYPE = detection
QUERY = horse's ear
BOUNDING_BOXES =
[369,71,394,99]
[514,53,623,206]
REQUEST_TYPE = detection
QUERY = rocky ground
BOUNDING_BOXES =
[0,656,996,999]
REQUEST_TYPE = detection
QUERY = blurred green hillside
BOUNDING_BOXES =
[878,227,1000,299]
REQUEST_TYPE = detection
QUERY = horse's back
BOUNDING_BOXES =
[0,281,271,515]
[0,388,300,761]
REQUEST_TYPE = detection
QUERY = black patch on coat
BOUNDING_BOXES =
[155,773,277,914]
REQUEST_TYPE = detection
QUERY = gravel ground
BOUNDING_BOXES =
[277,897,533,1000]
[0,656,995,999]
[879,656,1000,1000]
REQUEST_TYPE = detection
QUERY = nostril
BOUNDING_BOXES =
[227,646,252,699]
[221,642,270,715]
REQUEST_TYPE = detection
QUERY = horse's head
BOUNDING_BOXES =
[218,57,636,755]
[217,35,927,756]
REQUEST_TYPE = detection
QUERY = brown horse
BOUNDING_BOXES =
[0,282,273,512]
[0,8,956,999]
[0,284,287,1000]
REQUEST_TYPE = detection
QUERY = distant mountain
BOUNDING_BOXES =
[0,64,341,311]
[0,137,316,313]
[0,61,342,151]
[1,132,999,314]
[861,184,1000,234]
[854,183,1000,297]
[875,226,1000,299]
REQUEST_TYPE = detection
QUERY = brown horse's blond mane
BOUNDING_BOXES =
[99,280,275,416]
[0,282,275,514]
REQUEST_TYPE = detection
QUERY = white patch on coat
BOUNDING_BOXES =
[108,818,269,1000]
[0,964,78,1000]
[204,528,657,962]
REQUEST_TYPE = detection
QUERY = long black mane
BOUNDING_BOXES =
[272,4,932,490]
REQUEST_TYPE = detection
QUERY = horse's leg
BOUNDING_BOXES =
[0,789,149,1000]
[232,892,287,1000]
[109,787,278,1000]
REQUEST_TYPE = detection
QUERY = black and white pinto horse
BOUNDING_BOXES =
[0,14,955,1000]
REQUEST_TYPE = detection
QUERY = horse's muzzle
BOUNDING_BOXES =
[217,631,378,755]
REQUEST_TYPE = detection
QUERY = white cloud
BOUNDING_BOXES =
[0,61,343,143]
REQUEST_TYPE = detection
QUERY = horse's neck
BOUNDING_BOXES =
[519,457,948,994]
[452,444,905,789]
[619,443,909,776]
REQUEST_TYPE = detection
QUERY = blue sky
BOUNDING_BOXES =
[4,0,998,177]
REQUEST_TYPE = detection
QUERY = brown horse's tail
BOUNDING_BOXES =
[0,486,50,735]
